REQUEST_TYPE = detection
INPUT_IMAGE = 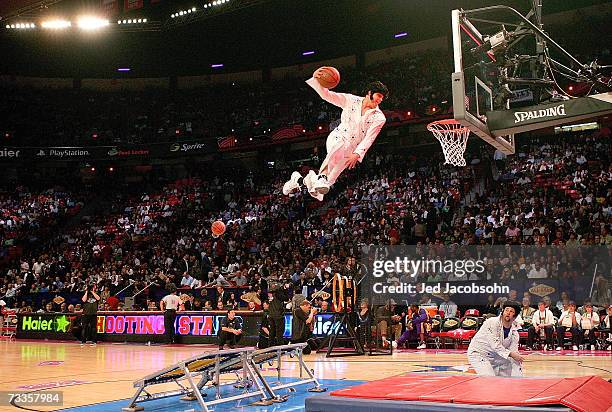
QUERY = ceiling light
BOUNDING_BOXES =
[77,16,109,30]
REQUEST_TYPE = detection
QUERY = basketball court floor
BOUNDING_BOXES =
[1,340,610,411]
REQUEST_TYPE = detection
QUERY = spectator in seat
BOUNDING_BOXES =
[439,294,457,318]
[579,303,599,350]
[556,301,581,351]
[527,263,547,279]
[393,304,430,349]
[526,300,555,351]
[601,306,612,350]
[232,270,249,287]
[515,297,535,331]
[376,299,402,348]
[483,295,497,316]
[216,285,231,305]
[180,272,194,288]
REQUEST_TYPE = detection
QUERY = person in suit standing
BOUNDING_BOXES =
[257,301,271,349]
[81,283,101,346]
[268,283,288,346]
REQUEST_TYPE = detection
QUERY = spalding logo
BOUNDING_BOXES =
[514,104,566,123]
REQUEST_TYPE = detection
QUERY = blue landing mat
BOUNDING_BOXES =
[58,378,364,412]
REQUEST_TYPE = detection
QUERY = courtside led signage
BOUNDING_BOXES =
[21,315,71,333]
[98,314,238,336]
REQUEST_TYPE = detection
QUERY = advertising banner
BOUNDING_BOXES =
[17,313,78,340]
[124,0,143,11]
[16,312,345,343]
[100,0,119,15]
[0,140,212,162]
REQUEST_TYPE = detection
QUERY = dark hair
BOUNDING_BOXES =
[502,301,521,317]
[364,81,389,99]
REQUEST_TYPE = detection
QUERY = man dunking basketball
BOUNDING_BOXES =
[283,68,388,201]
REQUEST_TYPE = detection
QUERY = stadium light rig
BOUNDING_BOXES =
[6,23,36,29]
[41,20,71,29]
[77,16,109,31]
[171,7,197,18]
[117,18,147,25]
[203,0,231,8]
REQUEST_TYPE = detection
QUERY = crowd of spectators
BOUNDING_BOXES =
[0,127,610,318]
[0,51,451,147]
[0,187,84,265]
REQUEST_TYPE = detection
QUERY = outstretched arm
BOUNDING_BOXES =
[305,68,348,109]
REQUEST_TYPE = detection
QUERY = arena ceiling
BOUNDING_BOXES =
[0,0,609,77]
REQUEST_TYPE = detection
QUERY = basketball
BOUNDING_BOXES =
[316,66,340,89]
[211,220,226,237]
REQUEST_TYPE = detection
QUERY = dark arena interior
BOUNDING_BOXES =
[0,1,611,411]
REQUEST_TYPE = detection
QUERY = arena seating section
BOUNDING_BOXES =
[0,47,610,351]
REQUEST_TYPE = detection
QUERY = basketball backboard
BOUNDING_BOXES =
[451,5,612,155]
[451,9,515,154]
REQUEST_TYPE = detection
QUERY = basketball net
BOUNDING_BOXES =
[427,119,470,167]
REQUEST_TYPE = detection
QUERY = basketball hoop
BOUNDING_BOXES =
[427,119,470,167]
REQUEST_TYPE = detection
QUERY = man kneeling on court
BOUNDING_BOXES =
[219,309,242,349]
[467,301,524,377]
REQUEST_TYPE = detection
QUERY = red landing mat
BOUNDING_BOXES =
[331,374,612,412]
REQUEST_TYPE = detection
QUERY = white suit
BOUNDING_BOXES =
[305,78,386,185]
[467,316,523,377]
